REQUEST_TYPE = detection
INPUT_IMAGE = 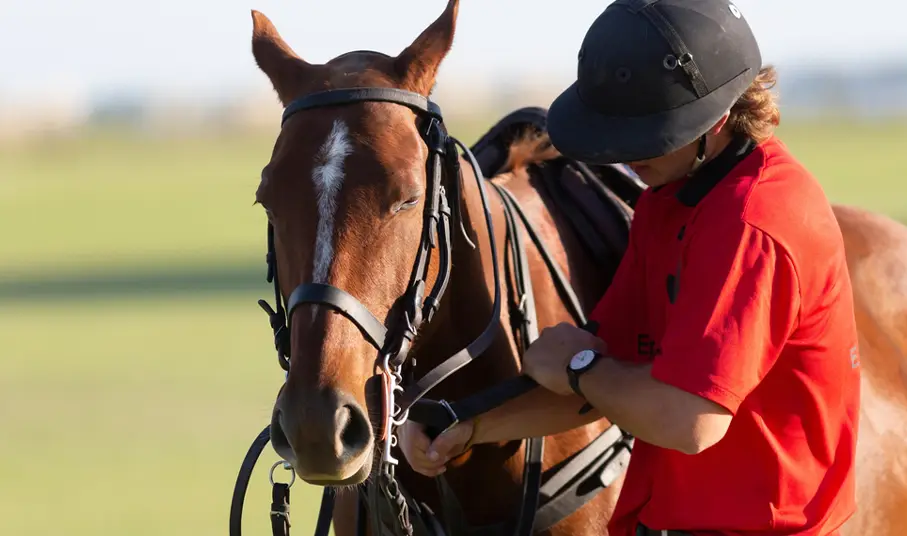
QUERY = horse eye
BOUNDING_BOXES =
[394,197,420,214]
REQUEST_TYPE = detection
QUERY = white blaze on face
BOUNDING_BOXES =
[311,119,353,285]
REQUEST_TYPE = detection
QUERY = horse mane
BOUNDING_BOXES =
[502,130,561,174]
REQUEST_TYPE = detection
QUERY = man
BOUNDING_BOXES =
[399,1,861,534]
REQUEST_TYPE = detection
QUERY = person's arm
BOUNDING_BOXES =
[475,216,800,456]
[577,359,731,454]
[468,381,604,443]
[469,357,729,454]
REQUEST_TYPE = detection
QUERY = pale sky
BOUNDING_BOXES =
[1,0,905,106]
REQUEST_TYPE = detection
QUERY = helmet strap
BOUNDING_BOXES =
[688,135,708,175]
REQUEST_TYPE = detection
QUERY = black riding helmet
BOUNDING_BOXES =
[547,0,763,165]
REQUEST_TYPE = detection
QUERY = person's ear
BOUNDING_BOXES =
[709,111,731,135]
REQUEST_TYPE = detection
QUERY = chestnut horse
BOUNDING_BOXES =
[246,1,632,535]
[239,1,907,535]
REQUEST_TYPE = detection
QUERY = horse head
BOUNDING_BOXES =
[250,0,460,486]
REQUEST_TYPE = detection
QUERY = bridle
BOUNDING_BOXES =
[264,85,504,439]
[234,85,505,536]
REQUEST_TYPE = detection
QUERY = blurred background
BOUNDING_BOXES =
[1,0,905,534]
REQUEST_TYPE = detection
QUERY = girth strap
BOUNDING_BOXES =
[540,425,623,500]
[534,426,632,533]
[514,436,544,536]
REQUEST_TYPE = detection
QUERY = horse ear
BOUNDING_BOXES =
[251,10,312,104]
[394,0,459,95]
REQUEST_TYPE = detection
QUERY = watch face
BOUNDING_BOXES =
[569,349,597,371]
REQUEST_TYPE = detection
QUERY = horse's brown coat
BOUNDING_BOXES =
[249,1,907,533]
[833,205,907,535]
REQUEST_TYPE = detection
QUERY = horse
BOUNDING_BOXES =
[237,1,907,535]
[243,1,637,535]
[833,205,907,535]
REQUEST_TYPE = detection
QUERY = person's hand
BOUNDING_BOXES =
[523,322,607,395]
[398,419,475,477]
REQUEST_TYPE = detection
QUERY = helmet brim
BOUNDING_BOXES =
[547,69,756,165]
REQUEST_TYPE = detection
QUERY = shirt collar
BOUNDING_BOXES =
[674,134,757,207]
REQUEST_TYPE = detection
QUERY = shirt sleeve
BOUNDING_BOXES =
[588,195,649,364]
[650,216,800,414]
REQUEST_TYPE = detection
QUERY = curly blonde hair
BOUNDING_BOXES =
[727,65,782,142]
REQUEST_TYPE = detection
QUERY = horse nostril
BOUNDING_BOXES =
[270,409,293,460]
[337,403,370,459]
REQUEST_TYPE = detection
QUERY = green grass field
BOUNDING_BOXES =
[1,116,905,536]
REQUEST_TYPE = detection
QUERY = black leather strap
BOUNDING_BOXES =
[639,4,710,98]
[396,138,503,413]
[229,426,271,536]
[533,428,632,533]
[492,181,539,351]
[409,321,600,435]
[540,425,622,501]
[313,488,335,536]
[270,483,291,536]
[287,283,389,352]
[356,490,368,536]
[408,376,537,433]
[493,185,587,326]
[514,436,544,536]
[282,88,443,126]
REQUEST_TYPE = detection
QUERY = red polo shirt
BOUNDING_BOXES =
[590,135,860,535]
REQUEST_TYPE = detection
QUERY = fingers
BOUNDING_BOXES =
[398,421,448,477]
[398,421,476,478]
[427,423,473,462]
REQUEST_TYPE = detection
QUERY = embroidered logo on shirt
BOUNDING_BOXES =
[637,334,663,359]
[849,345,861,369]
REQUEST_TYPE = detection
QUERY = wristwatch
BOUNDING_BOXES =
[566,349,603,399]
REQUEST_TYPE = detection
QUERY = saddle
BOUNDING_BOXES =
[471,106,644,208]
[471,106,640,287]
